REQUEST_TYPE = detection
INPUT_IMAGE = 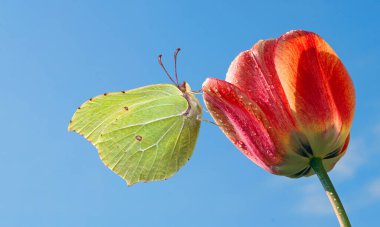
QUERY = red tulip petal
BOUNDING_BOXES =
[274,30,355,156]
[202,78,286,172]
[226,39,296,136]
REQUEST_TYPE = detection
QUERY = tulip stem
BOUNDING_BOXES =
[309,158,351,227]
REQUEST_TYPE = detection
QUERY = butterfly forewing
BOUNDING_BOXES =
[69,84,183,143]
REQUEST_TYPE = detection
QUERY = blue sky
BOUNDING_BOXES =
[1,0,379,226]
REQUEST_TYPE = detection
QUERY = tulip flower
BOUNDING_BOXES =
[202,30,355,226]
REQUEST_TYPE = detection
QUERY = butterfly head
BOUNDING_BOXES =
[178,81,192,94]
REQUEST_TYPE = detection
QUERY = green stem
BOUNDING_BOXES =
[309,158,351,227]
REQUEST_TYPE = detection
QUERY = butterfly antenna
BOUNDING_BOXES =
[174,48,181,85]
[158,54,177,85]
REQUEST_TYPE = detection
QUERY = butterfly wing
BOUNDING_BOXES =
[68,84,202,185]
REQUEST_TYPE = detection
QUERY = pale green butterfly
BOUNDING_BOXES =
[68,49,202,186]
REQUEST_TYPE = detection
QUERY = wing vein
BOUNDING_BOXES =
[165,118,185,177]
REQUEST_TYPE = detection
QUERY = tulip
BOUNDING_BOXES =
[202,30,355,226]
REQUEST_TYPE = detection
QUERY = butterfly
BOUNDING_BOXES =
[68,49,202,186]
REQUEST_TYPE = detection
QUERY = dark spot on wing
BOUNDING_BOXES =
[121,91,126,93]
[135,135,143,141]
[77,106,81,110]
[103,93,108,96]
[89,98,93,101]
[124,106,129,111]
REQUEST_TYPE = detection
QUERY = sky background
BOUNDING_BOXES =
[1,0,379,226]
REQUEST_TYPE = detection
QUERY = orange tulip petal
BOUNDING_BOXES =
[274,30,355,156]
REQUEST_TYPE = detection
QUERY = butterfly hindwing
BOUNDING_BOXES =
[68,84,202,185]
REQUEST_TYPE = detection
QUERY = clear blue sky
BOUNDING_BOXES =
[1,0,379,226]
